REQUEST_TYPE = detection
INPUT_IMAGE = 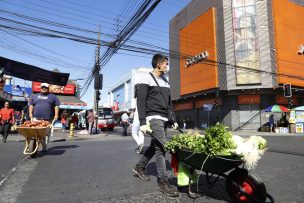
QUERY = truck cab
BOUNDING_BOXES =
[97,107,116,131]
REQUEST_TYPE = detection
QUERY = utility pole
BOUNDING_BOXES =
[94,26,101,133]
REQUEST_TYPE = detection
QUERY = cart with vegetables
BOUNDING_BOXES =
[150,123,274,202]
[16,120,52,156]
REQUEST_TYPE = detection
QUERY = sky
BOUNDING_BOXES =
[0,0,191,108]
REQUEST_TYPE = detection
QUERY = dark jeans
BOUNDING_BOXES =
[0,123,11,141]
[122,122,128,136]
[137,119,168,181]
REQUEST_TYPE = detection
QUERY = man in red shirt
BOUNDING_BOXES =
[0,102,15,143]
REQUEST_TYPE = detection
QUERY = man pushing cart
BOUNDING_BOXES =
[27,83,60,157]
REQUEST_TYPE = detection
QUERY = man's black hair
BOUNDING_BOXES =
[151,54,168,69]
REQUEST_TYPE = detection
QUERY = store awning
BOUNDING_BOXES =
[57,95,87,110]
[0,56,69,86]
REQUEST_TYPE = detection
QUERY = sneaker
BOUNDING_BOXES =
[139,144,144,152]
[135,144,144,154]
[132,164,150,181]
[158,179,179,197]
[135,147,140,153]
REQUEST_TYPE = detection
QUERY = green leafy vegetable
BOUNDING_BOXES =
[165,123,236,157]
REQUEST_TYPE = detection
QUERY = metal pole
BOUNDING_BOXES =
[94,26,101,134]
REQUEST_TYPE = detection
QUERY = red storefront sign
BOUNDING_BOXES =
[173,101,193,111]
[276,95,299,105]
[238,95,260,104]
[32,82,75,95]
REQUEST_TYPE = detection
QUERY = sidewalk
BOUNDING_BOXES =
[168,128,304,137]
[4,130,112,143]
[4,127,303,143]
[230,130,303,137]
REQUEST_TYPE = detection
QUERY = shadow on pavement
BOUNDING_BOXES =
[178,175,230,202]
[145,161,173,177]
[48,145,79,150]
[145,161,230,202]
[34,145,79,158]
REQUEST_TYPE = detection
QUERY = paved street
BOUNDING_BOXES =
[0,128,303,202]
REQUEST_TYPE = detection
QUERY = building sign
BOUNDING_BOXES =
[238,95,260,104]
[4,85,32,97]
[59,101,86,110]
[276,95,298,105]
[195,98,222,109]
[32,82,75,95]
[296,111,304,123]
[296,123,303,133]
[59,104,87,110]
[173,101,193,111]
[185,51,208,68]
[298,44,304,55]
[203,104,213,111]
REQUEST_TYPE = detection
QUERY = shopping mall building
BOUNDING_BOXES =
[169,0,304,130]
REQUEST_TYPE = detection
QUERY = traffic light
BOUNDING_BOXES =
[96,90,101,101]
[283,83,292,97]
[94,74,103,90]
[288,97,293,108]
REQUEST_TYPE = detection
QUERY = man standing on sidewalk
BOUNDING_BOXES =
[86,109,94,135]
[0,102,15,143]
[29,83,60,152]
[132,54,179,197]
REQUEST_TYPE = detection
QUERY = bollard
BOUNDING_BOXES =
[69,123,74,138]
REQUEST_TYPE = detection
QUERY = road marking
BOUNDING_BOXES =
[0,158,38,203]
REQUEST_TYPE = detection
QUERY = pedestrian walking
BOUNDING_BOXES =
[183,119,187,130]
[86,109,94,135]
[0,102,15,143]
[71,112,79,129]
[269,114,274,133]
[132,54,179,197]
[60,110,68,133]
[21,97,31,122]
[132,107,144,153]
[29,83,60,153]
[121,112,129,136]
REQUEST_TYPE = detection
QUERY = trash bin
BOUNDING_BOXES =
[289,123,296,133]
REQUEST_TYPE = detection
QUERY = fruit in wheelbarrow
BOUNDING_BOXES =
[20,120,50,127]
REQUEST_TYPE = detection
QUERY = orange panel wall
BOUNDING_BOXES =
[179,8,218,96]
[273,0,304,86]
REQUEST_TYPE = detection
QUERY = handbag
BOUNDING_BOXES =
[149,73,175,125]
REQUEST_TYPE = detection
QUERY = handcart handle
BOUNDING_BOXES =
[51,119,56,128]
[146,127,184,148]
[176,127,184,134]
[146,131,166,148]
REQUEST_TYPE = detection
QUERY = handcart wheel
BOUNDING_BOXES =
[226,169,266,202]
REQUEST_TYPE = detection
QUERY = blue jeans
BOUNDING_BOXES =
[137,119,168,181]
